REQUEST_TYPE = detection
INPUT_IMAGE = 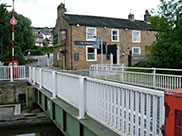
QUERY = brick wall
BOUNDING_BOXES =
[54,18,156,69]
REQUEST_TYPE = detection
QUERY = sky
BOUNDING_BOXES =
[0,0,161,27]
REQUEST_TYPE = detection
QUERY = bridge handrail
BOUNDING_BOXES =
[90,64,182,90]
[0,66,26,81]
[29,67,165,136]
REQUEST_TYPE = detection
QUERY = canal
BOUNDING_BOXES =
[0,125,65,136]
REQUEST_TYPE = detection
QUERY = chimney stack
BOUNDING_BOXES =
[128,13,135,21]
[144,10,151,23]
[57,3,65,18]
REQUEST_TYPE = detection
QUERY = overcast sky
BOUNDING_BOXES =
[1,0,161,27]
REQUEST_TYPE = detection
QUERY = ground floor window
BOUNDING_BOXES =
[132,47,141,55]
[86,46,97,61]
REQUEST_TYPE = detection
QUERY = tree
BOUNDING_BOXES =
[0,4,35,64]
[148,0,182,68]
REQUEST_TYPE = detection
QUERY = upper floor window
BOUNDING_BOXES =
[132,47,141,55]
[111,29,119,42]
[86,27,96,41]
[132,31,141,43]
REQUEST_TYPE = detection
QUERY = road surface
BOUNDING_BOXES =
[26,54,53,67]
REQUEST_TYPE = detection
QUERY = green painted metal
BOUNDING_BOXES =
[32,85,116,136]
[55,104,64,130]
[38,91,41,105]
[66,114,80,136]
[46,98,52,118]
[41,94,45,111]
[83,126,96,136]
[26,88,29,107]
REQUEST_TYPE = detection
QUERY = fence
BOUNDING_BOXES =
[29,67,165,136]
[90,64,182,90]
[0,66,26,81]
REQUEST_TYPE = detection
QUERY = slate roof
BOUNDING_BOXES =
[63,14,152,31]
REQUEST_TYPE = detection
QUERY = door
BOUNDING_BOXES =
[107,44,117,64]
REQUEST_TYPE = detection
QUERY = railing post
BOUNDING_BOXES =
[10,66,13,82]
[33,67,35,85]
[39,68,42,89]
[78,76,85,119]
[121,64,124,82]
[110,53,113,68]
[52,71,56,98]
[38,58,40,66]
[47,58,50,67]
[96,64,98,76]
[23,66,26,79]
[29,67,32,82]
[153,68,156,87]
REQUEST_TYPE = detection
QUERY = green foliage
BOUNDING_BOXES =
[0,4,34,64]
[24,49,44,56]
[40,46,53,54]
[147,0,182,69]
[134,61,151,67]
[24,46,53,56]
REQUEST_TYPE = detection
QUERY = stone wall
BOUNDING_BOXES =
[54,19,156,70]
[0,81,27,104]
[131,55,147,66]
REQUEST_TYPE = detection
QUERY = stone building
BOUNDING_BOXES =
[53,3,156,69]
[33,27,53,47]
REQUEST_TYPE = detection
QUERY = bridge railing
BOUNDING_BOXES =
[29,67,165,136]
[0,66,26,81]
[90,64,182,90]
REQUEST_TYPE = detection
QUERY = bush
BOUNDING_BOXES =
[41,46,53,54]
[134,61,151,67]
[24,46,53,56]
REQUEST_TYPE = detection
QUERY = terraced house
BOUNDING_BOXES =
[53,3,156,70]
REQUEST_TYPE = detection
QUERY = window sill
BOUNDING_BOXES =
[132,41,141,43]
[86,60,97,62]
[111,40,119,42]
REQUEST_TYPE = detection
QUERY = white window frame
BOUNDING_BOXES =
[86,27,97,41]
[111,29,119,42]
[132,47,141,55]
[132,30,141,43]
[86,46,97,61]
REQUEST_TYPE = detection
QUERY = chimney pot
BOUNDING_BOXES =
[57,3,65,18]
[128,13,135,21]
[144,10,151,23]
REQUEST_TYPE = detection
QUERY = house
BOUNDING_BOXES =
[53,3,156,69]
[32,27,53,47]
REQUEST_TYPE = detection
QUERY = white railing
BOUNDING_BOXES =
[0,66,26,81]
[90,64,182,90]
[29,67,165,136]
